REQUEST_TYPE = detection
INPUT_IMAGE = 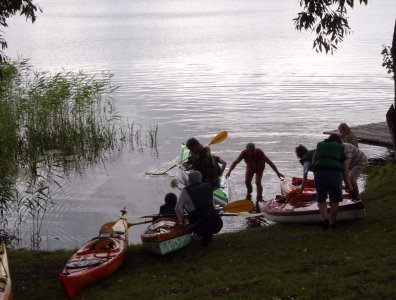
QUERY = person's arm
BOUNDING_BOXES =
[225,154,243,178]
[343,159,352,192]
[217,157,227,175]
[264,155,284,178]
[175,190,187,223]
[300,161,311,193]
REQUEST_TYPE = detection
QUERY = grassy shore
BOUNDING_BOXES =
[9,161,396,299]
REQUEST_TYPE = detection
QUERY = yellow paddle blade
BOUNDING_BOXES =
[222,199,255,213]
[285,188,302,203]
[101,221,135,230]
[235,212,265,218]
[208,131,228,146]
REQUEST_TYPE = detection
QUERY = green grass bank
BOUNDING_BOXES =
[9,161,396,299]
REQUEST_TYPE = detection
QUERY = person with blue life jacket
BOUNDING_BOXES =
[175,171,223,246]
[312,134,352,229]
[295,144,315,193]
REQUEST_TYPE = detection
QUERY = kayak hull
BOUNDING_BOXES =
[280,177,350,198]
[259,195,366,224]
[179,144,229,206]
[0,243,12,300]
[59,216,128,298]
[141,218,191,255]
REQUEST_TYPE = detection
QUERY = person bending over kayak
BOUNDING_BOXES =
[341,140,367,201]
[214,155,227,176]
[226,143,284,202]
[175,171,223,246]
[184,137,220,189]
[295,144,315,193]
[312,134,352,229]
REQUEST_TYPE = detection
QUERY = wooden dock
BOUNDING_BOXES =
[323,122,393,148]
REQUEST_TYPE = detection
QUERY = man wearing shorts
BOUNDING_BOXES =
[226,143,284,203]
[343,142,368,200]
[312,135,352,229]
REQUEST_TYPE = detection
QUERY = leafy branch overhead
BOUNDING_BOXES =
[294,0,368,54]
[381,45,394,79]
[0,0,41,62]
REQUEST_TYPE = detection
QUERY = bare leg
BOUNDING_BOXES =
[255,169,264,201]
[318,202,329,221]
[351,177,359,198]
[330,202,339,225]
[245,169,254,199]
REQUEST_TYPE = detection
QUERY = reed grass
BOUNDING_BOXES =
[0,59,160,249]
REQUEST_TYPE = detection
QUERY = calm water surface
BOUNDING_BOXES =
[6,0,395,249]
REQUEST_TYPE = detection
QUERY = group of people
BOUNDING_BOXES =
[157,122,368,245]
[295,123,367,229]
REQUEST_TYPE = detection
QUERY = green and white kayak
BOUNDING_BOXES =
[179,144,229,206]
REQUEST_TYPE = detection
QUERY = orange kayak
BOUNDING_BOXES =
[0,243,12,300]
[141,218,191,255]
[59,209,129,298]
[280,177,349,197]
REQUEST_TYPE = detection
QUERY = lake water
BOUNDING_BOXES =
[6,0,395,249]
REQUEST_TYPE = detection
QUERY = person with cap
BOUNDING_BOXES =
[312,134,352,229]
[159,193,177,216]
[184,137,220,189]
[226,143,284,203]
[295,144,315,193]
[175,171,223,246]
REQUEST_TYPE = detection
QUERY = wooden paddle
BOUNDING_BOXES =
[145,131,228,176]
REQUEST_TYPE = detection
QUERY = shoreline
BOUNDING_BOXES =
[7,160,396,299]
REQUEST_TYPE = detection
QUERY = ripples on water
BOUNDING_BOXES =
[6,0,395,249]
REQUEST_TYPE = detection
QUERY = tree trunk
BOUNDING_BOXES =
[386,20,396,157]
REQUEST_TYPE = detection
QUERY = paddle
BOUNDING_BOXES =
[126,199,255,220]
[221,199,255,213]
[101,219,153,229]
[145,131,228,176]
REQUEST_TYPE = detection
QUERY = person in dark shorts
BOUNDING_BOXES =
[226,143,284,203]
[312,134,352,229]
[175,171,223,246]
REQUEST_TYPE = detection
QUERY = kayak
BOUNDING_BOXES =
[280,177,349,197]
[59,209,129,298]
[141,218,191,255]
[0,243,12,300]
[258,195,366,224]
[179,144,229,206]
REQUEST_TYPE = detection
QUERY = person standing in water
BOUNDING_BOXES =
[226,143,284,203]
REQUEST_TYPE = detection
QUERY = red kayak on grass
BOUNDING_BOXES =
[59,208,129,298]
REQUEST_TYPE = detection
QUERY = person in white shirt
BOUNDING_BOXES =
[176,171,223,246]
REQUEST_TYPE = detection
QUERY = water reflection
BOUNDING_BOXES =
[5,0,395,249]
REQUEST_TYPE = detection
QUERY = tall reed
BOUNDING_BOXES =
[0,59,159,248]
